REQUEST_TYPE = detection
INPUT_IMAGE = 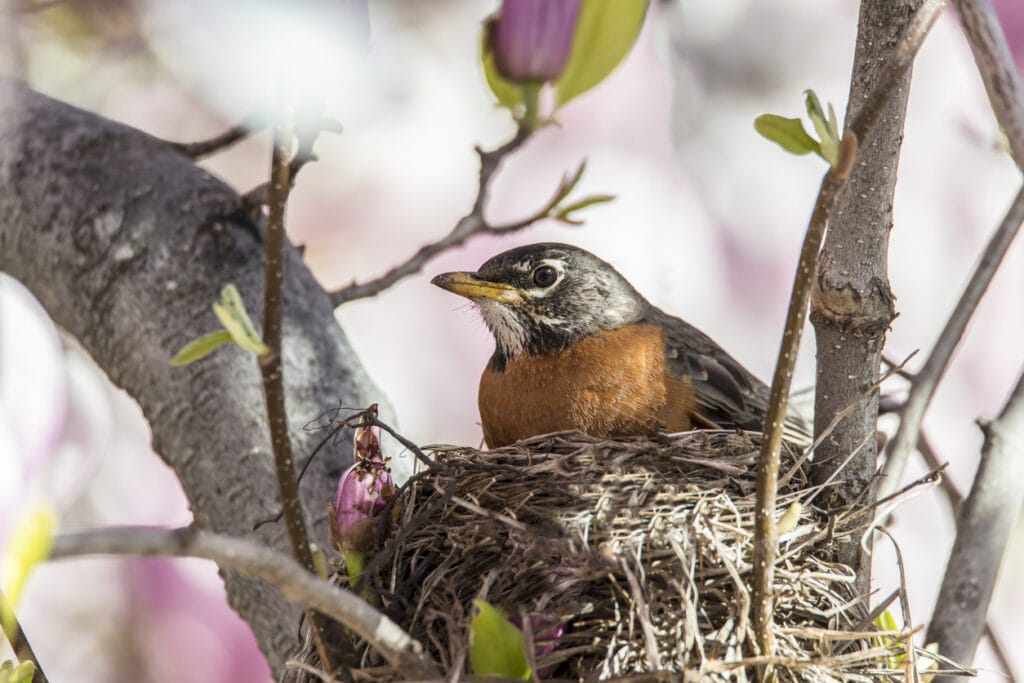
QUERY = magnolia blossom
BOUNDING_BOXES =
[492,0,582,83]
[331,406,397,552]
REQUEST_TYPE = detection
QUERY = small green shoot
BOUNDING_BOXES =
[171,284,269,366]
[755,89,851,172]
[0,660,35,683]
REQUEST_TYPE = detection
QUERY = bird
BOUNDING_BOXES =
[431,243,812,449]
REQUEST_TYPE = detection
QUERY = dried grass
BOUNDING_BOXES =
[289,429,956,682]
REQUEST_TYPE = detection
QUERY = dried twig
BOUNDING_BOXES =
[916,431,963,509]
[46,526,439,678]
[927,368,1024,681]
[875,527,919,683]
[171,119,259,158]
[952,0,1024,170]
[879,181,1024,501]
[751,0,947,661]
[329,126,586,306]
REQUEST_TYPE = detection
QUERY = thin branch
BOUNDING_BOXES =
[752,165,845,662]
[881,353,917,381]
[46,526,439,679]
[983,624,1020,683]
[261,117,314,573]
[260,114,340,671]
[917,431,963,509]
[914,433,1018,683]
[330,127,540,306]
[750,0,946,661]
[879,181,1024,501]
[952,0,1024,170]
[927,367,1024,679]
[243,116,340,208]
[171,120,258,159]
[0,588,49,683]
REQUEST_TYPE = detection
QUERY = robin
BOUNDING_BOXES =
[431,243,812,449]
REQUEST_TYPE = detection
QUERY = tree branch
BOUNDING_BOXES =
[878,181,1024,501]
[46,526,439,679]
[171,120,258,159]
[262,115,315,574]
[330,127,540,306]
[915,432,1019,683]
[952,0,1024,170]
[751,167,846,661]
[750,0,944,659]
[0,80,389,676]
[927,368,1024,679]
[260,111,340,673]
[808,0,943,591]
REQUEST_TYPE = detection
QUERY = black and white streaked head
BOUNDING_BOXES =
[431,243,648,366]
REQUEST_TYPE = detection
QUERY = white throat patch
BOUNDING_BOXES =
[477,299,527,356]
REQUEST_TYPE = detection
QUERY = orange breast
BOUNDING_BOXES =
[478,323,697,448]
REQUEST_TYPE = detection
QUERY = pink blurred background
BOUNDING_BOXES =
[2,0,1023,680]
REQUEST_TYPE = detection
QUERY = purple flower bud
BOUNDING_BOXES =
[491,0,582,83]
[510,615,566,661]
[330,405,397,552]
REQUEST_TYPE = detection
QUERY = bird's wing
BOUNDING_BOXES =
[643,308,813,445]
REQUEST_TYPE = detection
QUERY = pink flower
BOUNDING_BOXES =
[491,0,582,83]
[331,405,397,552]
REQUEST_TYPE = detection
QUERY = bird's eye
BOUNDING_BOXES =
[532,265,558,288]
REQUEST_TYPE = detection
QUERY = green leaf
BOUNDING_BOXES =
[753,115,821,156]
[555,193,616,225]
[470,600,530,680]
[805,90,838,165]
[481,24,523,110]
[874,608,899,633]
[213,284,269,356]
[555,0,649,107]
[0,660,35,683]
[171,329,234,366]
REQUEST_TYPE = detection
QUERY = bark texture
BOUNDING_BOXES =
[0,81,389,675]
[810,0,918,585]
[927,370,1024,679]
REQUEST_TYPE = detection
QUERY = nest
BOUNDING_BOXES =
[292,430,937,682]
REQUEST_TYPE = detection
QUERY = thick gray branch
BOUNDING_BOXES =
[0,81,390,675]
[927,369,1024,678]
[809,0,919,588]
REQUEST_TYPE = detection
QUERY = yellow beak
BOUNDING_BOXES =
[431,272,522,304]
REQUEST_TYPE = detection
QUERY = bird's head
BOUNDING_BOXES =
[431,243,647,363]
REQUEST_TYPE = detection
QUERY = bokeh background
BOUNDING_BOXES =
[2,0,1023,681]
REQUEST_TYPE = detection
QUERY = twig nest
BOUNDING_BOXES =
[330,430,911,681]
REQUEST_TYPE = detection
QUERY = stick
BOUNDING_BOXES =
[46,526,439,678]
